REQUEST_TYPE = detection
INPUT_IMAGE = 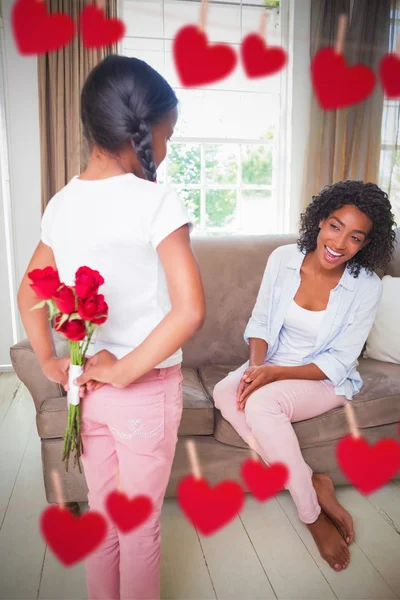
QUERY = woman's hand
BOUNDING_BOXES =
[237,365,279,412]
[74,350,119,389]
[41,357,71,391]
[236,366,259,408]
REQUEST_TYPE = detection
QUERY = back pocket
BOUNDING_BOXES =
[108,391,165,449]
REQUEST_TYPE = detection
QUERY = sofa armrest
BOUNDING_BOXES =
[10,338,68,413]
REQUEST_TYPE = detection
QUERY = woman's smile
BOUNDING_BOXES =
[323,244,345,264]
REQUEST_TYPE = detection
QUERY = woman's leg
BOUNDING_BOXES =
[243,378,351,571]
[214,370,351,571]
[214,366,319,520]
[102,365,183,600]
[243,378,346,523]
[80,396,121,600]
[312,472,354,544]
[213,363,268,458]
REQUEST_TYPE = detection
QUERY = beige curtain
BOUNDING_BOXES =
[301,0,392,209]
[38,0,119,211]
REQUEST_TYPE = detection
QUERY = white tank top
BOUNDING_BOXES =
[41,174,193,367]
[268,300,326,367]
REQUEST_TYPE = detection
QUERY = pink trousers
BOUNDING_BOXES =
[213,362,347,524]
[80,364,183,600]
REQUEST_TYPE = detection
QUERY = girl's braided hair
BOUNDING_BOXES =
[81,55,178,182]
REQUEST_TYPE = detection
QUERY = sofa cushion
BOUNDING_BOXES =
[179,368,214,435]
[10,338,67,414]
[385,227,400,277]
[37,367,214,439]
[182,235,298,369]
[364,276,400,364]
[199,358,400,449]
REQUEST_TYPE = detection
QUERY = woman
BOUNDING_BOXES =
[214,180,396,573]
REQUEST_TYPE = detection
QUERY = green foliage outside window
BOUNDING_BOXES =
[166,142,273,228]
[167,143,201,185]
[206,189,237,228]
[242,146,273,185]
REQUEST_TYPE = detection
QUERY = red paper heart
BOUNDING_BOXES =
[106,491,153,533]
[379,53,400,99]
[241,34,287,78]
[241,459,288,501]
[80,5,126,50]
[40,505,107,566]
[336,435,400,494]
[12,0,75,55]
[311,47,376,110]
[173,25,237,87]
[177,475,244,535]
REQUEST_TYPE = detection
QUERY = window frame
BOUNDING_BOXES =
[121,0,291,234]
[159,137,277,233]
[379,14,400,223]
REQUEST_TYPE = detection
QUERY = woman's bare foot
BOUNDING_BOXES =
[307,512,350,571]
[312,473,355,544]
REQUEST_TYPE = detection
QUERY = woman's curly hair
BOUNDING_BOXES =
[297,180,397,278]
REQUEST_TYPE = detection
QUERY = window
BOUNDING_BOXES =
[380,101,400,223]
[379,9,400,223]
[122,0,288,234]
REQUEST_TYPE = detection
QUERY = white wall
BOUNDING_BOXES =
[0,24,15,368]
[0,0,41,366]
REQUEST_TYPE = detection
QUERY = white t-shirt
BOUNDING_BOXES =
[41,173,193,368]
[268,300,326,367]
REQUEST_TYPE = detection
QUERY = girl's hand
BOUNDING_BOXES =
[237,365,279,412]
[41,357,71,391]
[74,350,118,388]
[78,356,107,399]
[79,379,105,398]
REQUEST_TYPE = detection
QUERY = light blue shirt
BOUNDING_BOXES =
[244,244,383,400]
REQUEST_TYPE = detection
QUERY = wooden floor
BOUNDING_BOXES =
[1,371,400,600]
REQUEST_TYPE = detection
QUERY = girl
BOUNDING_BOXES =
[213,180,396,574]
[17,55,205,600]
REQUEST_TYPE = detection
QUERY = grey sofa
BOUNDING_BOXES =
[10,232,400,506]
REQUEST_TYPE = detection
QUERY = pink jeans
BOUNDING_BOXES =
[213,362,347,524]
[80,364,183,600]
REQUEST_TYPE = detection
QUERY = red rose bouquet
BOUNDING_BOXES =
[28,266,108,472]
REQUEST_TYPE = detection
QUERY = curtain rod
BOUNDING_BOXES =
[175,0,277,7]
[125,0,278,9]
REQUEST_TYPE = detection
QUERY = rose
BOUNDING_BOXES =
[78,294,109,325]
[75,266,104,299]
[53,285,76,314]
[54,315,87,342]
[28,264,108,474]
[91,304,109,325]
[28,266,61,299]
[54,316,87,341]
